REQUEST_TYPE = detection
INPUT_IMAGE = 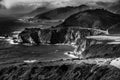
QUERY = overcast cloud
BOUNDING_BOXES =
[0,0,118,16]
[0,0,118,9]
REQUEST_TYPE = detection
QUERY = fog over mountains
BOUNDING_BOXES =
[34,5,90,20]
[0,0,118,17]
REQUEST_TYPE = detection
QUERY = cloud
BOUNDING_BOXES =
[0,0,118,9]
[0,0,118,15]
[0,0,70,9]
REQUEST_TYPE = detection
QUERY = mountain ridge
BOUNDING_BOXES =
[59,9,120,30]
[34,5,90,20]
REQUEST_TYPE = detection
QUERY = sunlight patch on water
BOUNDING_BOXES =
[12,31,21,34]
[5,37,19,45]
[0,36,5,39]
[110,58,120,69]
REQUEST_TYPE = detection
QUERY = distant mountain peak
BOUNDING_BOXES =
[60,8,120,30]
[34,4,90,20]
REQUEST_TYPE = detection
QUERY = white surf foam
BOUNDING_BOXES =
[64,52,78,58]
[5,37,19,45]
[0,36,5,39]
[24,60,38,63]
[110,58,120,69]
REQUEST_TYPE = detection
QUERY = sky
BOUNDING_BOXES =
[0,0,118,16]
[0,0,117,8]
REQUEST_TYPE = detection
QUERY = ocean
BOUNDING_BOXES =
[0,40,74,63]
[0,21,74,63]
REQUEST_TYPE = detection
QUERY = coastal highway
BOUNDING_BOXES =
[86,35,120,44]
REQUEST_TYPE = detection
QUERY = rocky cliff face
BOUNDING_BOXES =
[96,1,120,14]
[18,27,104,55]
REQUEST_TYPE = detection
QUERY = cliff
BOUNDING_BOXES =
[18,27,104,56]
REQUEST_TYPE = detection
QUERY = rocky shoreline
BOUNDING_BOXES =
[17,27,104,58]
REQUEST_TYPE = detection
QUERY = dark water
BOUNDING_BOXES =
[0,39,74,63]
[0,19,73,63]
[0,19,60,36]
[0,22,37,36]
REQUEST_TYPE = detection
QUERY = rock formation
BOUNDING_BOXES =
[18,27,105,59]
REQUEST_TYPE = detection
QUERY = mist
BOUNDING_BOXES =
[0,0,118,16]
[0,0,118,9]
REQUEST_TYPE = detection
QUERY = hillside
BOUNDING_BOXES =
[18,9,120,58]
[0,58,120,80]
[60,9,120,30]
[34,5,90,20]
[26,7,51,17]
[82,44,120,58]
[108,23,120,34]
[108,2,120,14]
[96,1,120,14]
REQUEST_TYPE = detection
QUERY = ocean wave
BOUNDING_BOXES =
[64,51,79,58]
[0,36,5,39]
[24,60,38,63]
